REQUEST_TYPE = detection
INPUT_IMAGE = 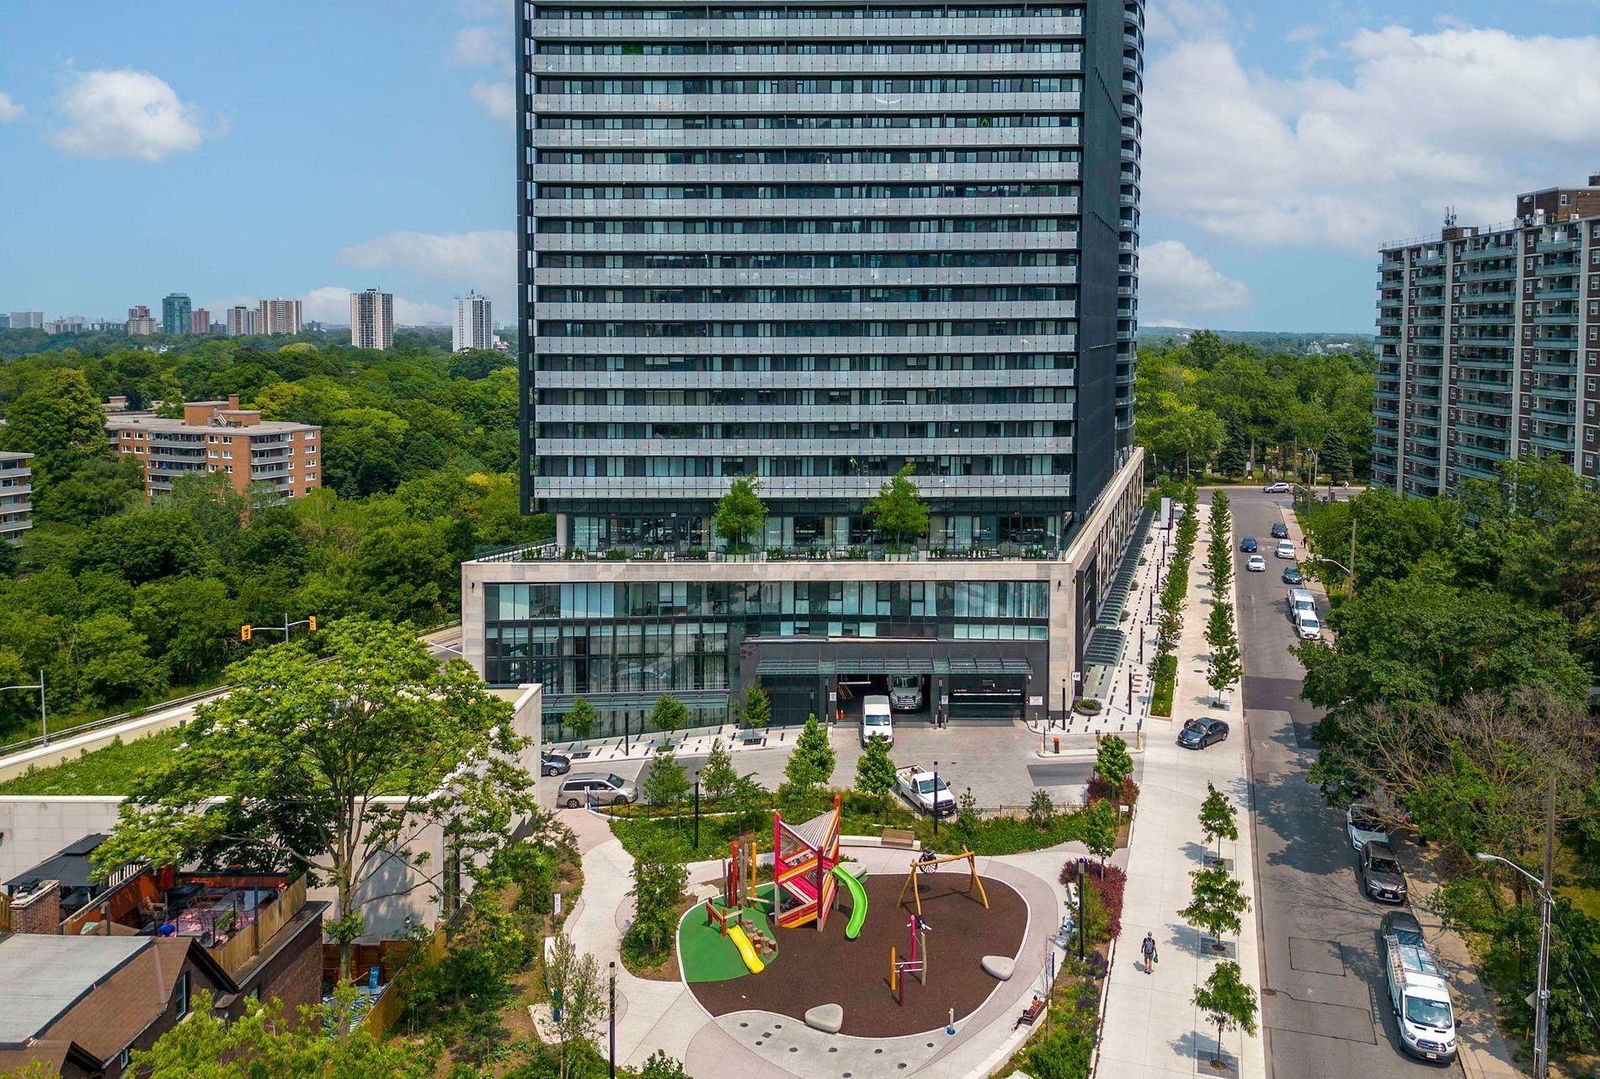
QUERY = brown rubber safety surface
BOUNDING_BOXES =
[686,871,1028,1038]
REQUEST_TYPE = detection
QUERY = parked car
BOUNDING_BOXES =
[895,764,956,816]
[1246,554,1267,572]
[1346,803,1390,851]
[541,752,572,777]
[1239,536,1259,553]
[1274,539,1297,560]
[1264,481,1292,493]
[1177,717,1229,750]
[1270,522,1290,539]
[1360,840,1409,904]
[1281,566,1304,585]
[1294,610,1323,640]
[557,772,637,808]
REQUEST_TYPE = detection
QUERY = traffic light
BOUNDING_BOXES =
[240,625,252,642]
[307,615,318,633]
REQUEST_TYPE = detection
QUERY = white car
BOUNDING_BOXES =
[1274,539,1297,560]
[1246,554,1267,572]
[1347,804,1390,851]
[1263,481,1292,493]
[1295,611,1323,640]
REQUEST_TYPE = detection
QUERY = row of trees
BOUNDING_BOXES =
[1150,485,1199,716]
[1136,330,1374,482]
[714,465,931,551]
[0,337,550,738]
[1296,458,1600,1055]
[1181,783,1257,1069]
[1204,493,1242,704]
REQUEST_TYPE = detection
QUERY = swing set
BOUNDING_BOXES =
[895,847,990,918]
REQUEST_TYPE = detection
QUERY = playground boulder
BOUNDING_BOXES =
[804,1003,844,1034]
[981,955,1016,981]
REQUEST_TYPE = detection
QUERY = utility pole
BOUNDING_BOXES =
[1348,511,1357,591]
[1534,776,1556,1079]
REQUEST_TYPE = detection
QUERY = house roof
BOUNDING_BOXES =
[0,934,152,1048]
[3,834,111,892]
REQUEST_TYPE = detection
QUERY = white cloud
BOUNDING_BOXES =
[0,92,23,123]
[336,230,515,308]
[300,286,449,327]
[47,69,221,162]
[1143,26,1600,252]
[470,79,515,119]
[1137,240,1252,327]
[452,25,508,68]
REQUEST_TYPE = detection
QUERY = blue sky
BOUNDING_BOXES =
[0,0,1597,332]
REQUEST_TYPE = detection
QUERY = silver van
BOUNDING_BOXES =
[862,694,894,746]
[557,772,637,808]
[1286,588,1316,619]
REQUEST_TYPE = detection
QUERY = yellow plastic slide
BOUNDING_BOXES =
[727,923,765,973]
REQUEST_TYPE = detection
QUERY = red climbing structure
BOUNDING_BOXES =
[773,793,843,930]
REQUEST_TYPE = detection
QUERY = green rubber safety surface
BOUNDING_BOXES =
[678,887,780,983]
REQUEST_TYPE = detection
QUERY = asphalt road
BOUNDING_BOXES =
[1228,488,1458,1078]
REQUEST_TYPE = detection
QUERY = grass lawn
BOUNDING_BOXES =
[0,729,183,795]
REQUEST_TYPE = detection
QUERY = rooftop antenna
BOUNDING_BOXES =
[1443,206,1457,229]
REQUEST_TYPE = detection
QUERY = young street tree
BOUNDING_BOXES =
[1199,782,1239,856]
[649,694,689,738]
[866,463,930,546]
[92,618,534,980]
[700,738,738,801]
[565,696,597,740]
[740,683,771,730]
[786,713,836,789]
[1192,960,1259,1068]
[855,736,897,797]
[1095,734,1134,788]
[1082,798,1119,866]
[714,474,767,553]
[1180,866,1251,947]
[546,932,607,1079]
[1207,636,1242,706]
[642,747,690,811]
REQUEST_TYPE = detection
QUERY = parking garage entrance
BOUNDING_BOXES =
[742,639,1040,728]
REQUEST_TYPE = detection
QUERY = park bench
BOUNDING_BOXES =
[1015,997,1046,1029]
[881,827,916,849]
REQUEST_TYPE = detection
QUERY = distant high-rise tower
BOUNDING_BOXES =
[258,297,303,336]
[126,305,157,336]
[453,290,493,352]
[350,289,394,350]
[8,312,44,330]
[226,305,259,336]
[161,293,192,336]
[190,308,211,335]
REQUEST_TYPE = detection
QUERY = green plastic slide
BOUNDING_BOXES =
[831,865,869,940]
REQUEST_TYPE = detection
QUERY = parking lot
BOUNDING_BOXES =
[543,716,1099,814]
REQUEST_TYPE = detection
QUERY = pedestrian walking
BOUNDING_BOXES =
[1141,932,1157,973]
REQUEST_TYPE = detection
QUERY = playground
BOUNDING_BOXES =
[677,795,1031,1039]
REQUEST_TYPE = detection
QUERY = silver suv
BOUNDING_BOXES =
[557,772,637,808]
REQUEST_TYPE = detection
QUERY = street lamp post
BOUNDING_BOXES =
[0,670,48,744]
[1475,777,1558,1079]
[608,961,617,1079]
[932,760,939,837]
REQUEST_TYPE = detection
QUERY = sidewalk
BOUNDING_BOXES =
[1096,506,1267,1078]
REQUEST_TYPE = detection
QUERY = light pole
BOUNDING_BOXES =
[0,670,48,744]
[932,760,939,837]
[608,960,617,1079]
[1475,778,1558,1079]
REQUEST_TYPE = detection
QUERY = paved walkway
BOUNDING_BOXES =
[1097,508,1268,1079]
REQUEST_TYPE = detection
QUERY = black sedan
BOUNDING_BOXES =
[1177,718,1229,750]
[541,752,572,777]
[1281,566,1304,585]
[1239,536,1258,553]
[1270,522,1289,539]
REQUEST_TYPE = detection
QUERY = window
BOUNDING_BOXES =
[119,1047,133,1068]
[176,971,191,1017]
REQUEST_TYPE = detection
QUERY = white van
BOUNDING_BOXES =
[888,675,924,711]
[861,695,894,746]
[1286,588,1316,619]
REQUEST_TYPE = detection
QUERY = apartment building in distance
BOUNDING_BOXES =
[7,312,44,330]
[0,452,33,543]
[106,396,321,501]
[258,297,303,335]
[189,308,211,334]
[454,290,493,352]
[225,304,258,336]
[461,0,1147,742]
[350,288,394,350]
[125,306,157,336]
[1375,174,1600,495]
[161,293,191,336]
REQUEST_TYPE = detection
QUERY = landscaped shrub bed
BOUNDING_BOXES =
[1150,653,1178,717]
